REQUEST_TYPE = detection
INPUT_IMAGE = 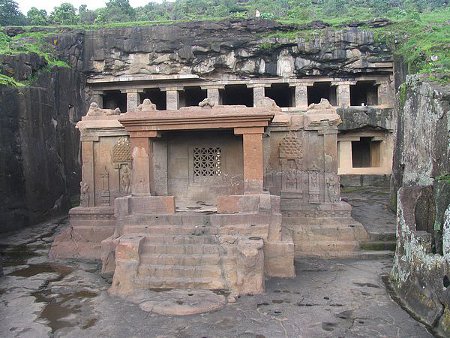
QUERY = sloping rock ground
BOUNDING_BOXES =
[0,189,434,337]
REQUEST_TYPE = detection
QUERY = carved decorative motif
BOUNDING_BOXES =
[193,147,222,177]
[308,171,320,204]
[326,174,340,203]
[279,132,303,160]
[100,167,110,206]
[80,181,89,207]
[112,137,132,164]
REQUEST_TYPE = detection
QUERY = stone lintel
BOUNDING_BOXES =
[234,127,265,135]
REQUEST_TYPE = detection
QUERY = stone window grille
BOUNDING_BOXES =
[193,147,222,177]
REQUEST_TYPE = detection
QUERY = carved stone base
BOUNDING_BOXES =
[282,202,368,257]
[49,206,116,260]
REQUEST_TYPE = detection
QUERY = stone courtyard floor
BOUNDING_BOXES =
[0,187,434,338]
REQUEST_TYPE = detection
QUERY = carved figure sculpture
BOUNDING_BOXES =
[87,102,120,116]
[199,98,215,108]
[326,175,340,203]
[80,181,89,207]
[121,165,132,194]
[136,99,157,111]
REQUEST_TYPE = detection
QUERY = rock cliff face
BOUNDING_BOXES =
[0,32,85,232]
[390,76,450,336]
[83,19,392,79]
[0,20,392,232]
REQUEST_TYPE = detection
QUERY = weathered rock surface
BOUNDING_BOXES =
[83,20,392,78]
[390,75,450,337]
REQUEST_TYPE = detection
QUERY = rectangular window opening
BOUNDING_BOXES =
[103,90,127,113]
[141,88,166,110]
[307,82,337,106]
[265,84,295,107]
[351,137,381,168]
[222,85,253,107]
[350,81,378,106]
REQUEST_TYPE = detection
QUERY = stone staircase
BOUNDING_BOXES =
[106,212,276,294]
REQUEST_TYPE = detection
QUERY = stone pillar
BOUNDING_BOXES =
[81,140,95,206]
[336,83,351,107]
[165,88,179,110]
[130,136,153,196]
[377,81,393,107]
[338,141,353,173]
[321,124,339,173]
[252,85,265,107]
[294,84,308,109]
[235,127,265,194]
[123,89,141,112]
[205,87,222,106]
[91,91,103,108]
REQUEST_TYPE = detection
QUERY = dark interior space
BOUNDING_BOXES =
[352,137,372,168]
[307,82,337,106]
[222,85,253,107]
[350,81,378,106]
[141,88,166,110]
[180,86,207,107]
[265,84,295,107]
[103,90,127,113]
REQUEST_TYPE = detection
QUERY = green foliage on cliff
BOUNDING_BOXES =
[0,0,448,85]
[0,31,70,86]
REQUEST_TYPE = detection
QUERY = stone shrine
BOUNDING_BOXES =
[51,96,367,296]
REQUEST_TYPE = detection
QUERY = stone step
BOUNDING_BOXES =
[141,243,224,255]
[353,250,395,259]
[294,226,366,242]
[125,213,212,226]
[134,276,225,290]
[139,253,229,266]
[140,234,219,245]
[367,231,396,241]
[360,240,396,251]
[295,240,360,253]
[138,264,223,279]
[123,225,219,236]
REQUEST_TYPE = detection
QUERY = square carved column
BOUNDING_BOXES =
[294,84,308,109]
[336,83,351,107]
[252,85,266,107]
[81,140,95,206]
[165,88,179,110]
[204,86,223,106]
[235,127,265,194]
[123,89,141,112]
[338,140,353,174]
[130,136,153,196]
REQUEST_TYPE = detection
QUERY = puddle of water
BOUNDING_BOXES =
[1,244,39,267]
[8,262,74,278]
[32,289,98,333]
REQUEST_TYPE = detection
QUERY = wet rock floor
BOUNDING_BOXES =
[0,188,433,338]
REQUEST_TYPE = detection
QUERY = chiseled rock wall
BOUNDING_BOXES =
[390,75,450,336]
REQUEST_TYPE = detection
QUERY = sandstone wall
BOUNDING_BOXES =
[390,75,450,336]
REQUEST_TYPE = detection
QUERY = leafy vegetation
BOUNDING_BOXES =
[0,0,448,86]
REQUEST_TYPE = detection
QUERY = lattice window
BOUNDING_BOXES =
[193,147,222,177]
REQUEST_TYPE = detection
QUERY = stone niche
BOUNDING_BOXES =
[51,98,367,298]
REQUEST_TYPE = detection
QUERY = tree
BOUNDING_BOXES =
[79,5,96,24]
[27,7,48,26]
[0,0,27,26]
[100,0,136,22]
[50,3,78,25]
